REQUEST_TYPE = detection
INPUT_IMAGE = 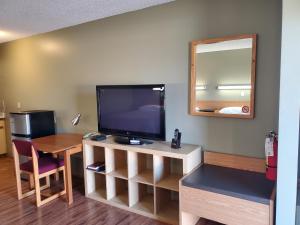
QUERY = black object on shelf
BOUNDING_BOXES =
[171,128,181,149]
[87,162,105,172]
[198,109,215,112]
[90,134,107,141]
[114,136,153,145]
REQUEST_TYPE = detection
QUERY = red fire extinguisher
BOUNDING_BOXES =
[265,131,278,181]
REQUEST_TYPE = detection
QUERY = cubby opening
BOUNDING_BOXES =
[154,156,183,192]
[132,153,153,185]
[109,149,128,179]
[110,178,129,206]
[156,187,179,223]
[130,182,154,213]
[86,146,106,174]
[87,173,106,200]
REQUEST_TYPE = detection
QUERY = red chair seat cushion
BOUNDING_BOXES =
[20,157,64,174]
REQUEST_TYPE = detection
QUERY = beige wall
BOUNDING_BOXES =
[0,56,4,101]
[0,0,281,158]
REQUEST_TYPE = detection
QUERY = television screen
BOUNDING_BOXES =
[96,84,165,141]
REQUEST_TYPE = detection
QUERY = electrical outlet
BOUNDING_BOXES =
[17,102,21,109]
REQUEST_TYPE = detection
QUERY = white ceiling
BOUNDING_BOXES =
[0,0,174,44]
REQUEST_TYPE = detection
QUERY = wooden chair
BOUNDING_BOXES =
[13,139,66,207]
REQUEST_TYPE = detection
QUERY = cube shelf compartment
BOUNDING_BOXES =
[156,187,179,224]
[155,157,183,192]
[130,182,154,213]
[132,153,153,185]
[109,177,129,206]
[86,172,106,200]
[83,137,201,225]
[85,146,106,173]
[108,149,128,179]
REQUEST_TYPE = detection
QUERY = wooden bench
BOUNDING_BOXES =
[179,151,275,225]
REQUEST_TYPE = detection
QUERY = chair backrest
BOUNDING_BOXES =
[13,139,38,158]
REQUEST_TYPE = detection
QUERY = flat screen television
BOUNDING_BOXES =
[96,84,165,144]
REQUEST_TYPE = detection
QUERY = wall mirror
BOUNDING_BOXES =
[189,34,257,119]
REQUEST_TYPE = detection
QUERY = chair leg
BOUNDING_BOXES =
[29,174,35,189]
[63,169,66,192]
[32,147,42,207]
[17,172,36,199]
[55,172,60,181]
[46,176,50,187]
[15,170,23,200]
[36,168,66,207]
[34,174,42,207]
[13,145,23,200]
[53,154,60,181]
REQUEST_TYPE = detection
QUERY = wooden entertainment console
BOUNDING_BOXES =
[83,137,201,225]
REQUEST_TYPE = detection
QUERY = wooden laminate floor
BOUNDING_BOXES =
[0,157,220,225]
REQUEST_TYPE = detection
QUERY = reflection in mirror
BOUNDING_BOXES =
[190,35,256,118]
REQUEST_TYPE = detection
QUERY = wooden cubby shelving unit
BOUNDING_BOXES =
[83,136,201,225]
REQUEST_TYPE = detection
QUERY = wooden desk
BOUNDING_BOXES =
[32,133,83,205]
[180,151,275,225]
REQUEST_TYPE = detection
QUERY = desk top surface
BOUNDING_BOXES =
[182,164,275,204]
[32,133,83,153]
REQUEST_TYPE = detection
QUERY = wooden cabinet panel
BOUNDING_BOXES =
[180,185,270,225]
[0,120,7,154]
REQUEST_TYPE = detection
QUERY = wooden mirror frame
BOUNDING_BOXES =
[189,34,257,119]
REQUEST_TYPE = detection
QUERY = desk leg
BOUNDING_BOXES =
[64,150,73,205]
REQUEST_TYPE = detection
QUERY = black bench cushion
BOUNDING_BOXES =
[182,164,274,205]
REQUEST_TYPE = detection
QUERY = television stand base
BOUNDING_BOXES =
[114,136,153,145]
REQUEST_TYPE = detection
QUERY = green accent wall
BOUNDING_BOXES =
[0,0,281,158]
